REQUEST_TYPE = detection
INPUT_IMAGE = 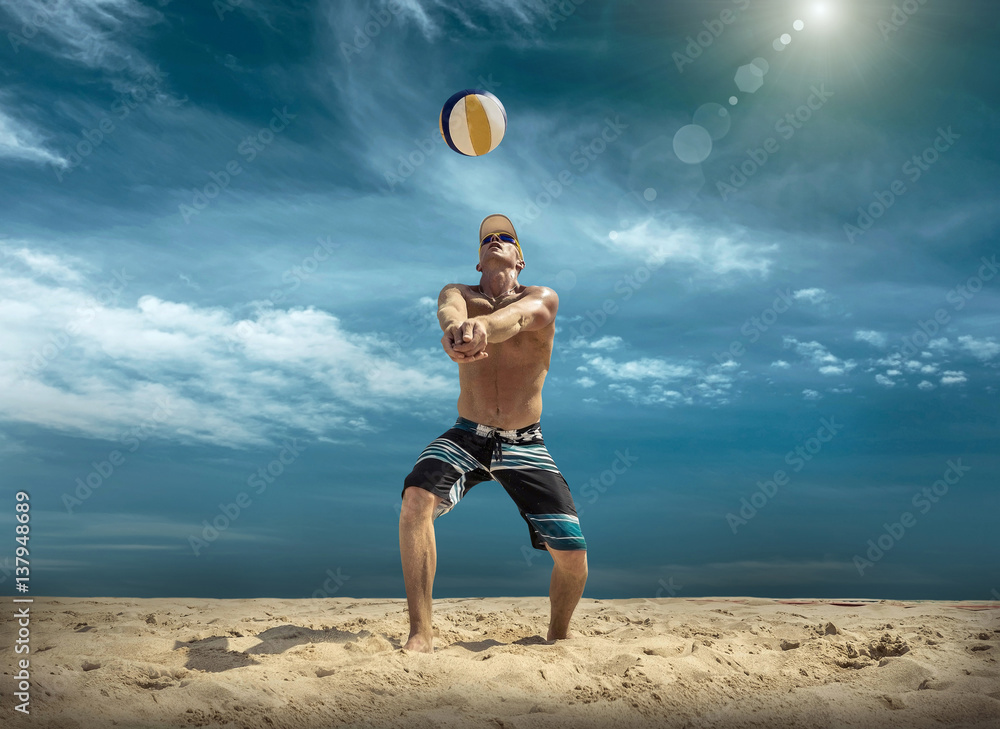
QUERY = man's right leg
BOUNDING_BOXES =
[399,486,442,653]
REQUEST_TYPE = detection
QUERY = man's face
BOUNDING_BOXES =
[479,232,522,267]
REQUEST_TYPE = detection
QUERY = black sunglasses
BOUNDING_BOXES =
[481,232,517,246]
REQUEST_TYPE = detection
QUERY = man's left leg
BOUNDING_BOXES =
[489,424,588,641]
[545,544,588,640]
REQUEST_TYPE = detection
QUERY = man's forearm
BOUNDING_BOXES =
[439,308,464,332]
[474,308,525,344]
[438,286,469,333]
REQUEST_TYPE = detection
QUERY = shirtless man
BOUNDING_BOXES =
[398,213,588,653]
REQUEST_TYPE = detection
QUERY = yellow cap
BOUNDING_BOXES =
[478,213,522,261]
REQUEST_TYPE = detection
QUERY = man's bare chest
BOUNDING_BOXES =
[460,285,552,350]
[464,289,521,317]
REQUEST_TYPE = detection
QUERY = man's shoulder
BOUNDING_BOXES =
[520,284,558,300]
[440,282,473,296]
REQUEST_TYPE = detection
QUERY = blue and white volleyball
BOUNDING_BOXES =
[439,89,507,157]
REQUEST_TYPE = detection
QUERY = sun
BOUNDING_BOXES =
[811,1,840,28]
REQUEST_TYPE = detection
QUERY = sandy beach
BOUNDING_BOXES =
[2,596,997,728]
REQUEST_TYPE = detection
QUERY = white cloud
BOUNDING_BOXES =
[802,389,821,400]
[940,370,967,386]
[576,377,595,388]
[784,337,857,377]
[0,431,26,457]
[1,244,84,282]
[0,247,455,450]
[770,360,791,369]
[366,0,582,42]
[902,359,931,372]
[599,217,777,281]
[2,0,164,84]
[607,383,637,401]
[917,380,935,391]
[608,382,686,406]
[874,353,903,367]
[578,354,737,406]
[793,288,828,304]
[589,335,623,350]
[327,0,568,60]
[928,337,951,351]
[570,335,623,350]
[0,106,69,167]
[854,330,887,348]
[36,509,289,555]
[957,335,1000,361]
[875,374,896,388]
[584,355,692,382]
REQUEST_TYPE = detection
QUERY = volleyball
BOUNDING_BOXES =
[439,89,507,157]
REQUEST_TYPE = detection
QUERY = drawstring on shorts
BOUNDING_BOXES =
[490,432,503,465]
[454,417,542,468]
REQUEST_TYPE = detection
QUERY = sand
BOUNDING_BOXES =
[2,596,998,728]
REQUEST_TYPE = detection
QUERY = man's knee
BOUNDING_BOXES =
[548,545,588,574]
[400,486,440,522]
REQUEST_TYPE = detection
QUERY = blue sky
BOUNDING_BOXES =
[0,0,997,601]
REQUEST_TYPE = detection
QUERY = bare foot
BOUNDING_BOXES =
[546,628,581,641]
[401,634,434,653]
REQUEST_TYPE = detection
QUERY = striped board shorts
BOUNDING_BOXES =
[402,417,586,551]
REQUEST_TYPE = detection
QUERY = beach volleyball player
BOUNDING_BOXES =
[398,213,588,653]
